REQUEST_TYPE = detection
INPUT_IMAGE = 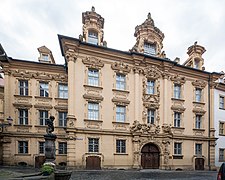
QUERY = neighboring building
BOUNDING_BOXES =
[0,7,221,170]
[214,74,225,168]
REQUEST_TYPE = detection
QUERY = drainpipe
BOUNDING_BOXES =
[208,76,211,170]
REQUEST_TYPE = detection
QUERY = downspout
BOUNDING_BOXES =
[208,75,211,170]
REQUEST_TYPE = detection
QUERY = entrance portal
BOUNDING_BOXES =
[141,143,160,169]
[86,156,101,170]
[195,158,204,170]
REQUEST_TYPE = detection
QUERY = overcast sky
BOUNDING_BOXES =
[1,0,225,73]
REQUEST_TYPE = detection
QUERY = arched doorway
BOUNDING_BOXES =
[141,143,160,169]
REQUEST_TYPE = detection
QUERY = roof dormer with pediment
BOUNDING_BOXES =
[37,45,55,64]
[131,13,165,57]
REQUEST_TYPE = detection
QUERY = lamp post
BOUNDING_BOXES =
[0,116,13,133]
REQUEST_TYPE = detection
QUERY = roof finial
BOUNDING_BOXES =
[148,12,151,19]
[91,6,95,12]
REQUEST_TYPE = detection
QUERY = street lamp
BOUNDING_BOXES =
[0,116,13,132]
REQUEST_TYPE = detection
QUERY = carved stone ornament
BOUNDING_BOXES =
[192,80,207,89]
[192,108,206,115]
[171,104,186,112]
[130,120,160,135]
[83,94,103,103]
[170,74,186,85]
[111,61,131,74]
[143,65,161,79]
[67,117,76,128]
[162,124,172,135]
[82,56,104,69]
[142,78,160,96]
[65,49,77,63]
[112,97,130,106]
[133,66,143,74]
[11,70,32,78]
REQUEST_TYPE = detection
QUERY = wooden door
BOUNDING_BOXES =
[86,156,101,170]
[195,158,204,170]
[141,143,160,169]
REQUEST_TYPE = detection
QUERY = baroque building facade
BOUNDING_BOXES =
[0,7,221,170]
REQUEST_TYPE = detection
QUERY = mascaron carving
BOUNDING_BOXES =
[170,74,186,85]
[82,56,104,69]
[143,65,162,79]
[130,120,160,135]
[111,61,131,74]
[192,80,207,89]
[65,49,78,62]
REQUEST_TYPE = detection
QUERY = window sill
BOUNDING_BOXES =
[193,101,205,105]
[15,154,31,156]
[193,128,205,131]
[14,95,32,98]
[35,96,52,100]
[219,134,225,136]
[84,119,103,123]
[55,97,68,100]
[84,84,103,90]
[112,89,129,94]
[172,127,185,130]
[14,124,32,127]
[114,153,128,155]
[171,98,185,102]
[112,121,130,125]
[219,108,225,110]
[57,154,67,156]
[35,125,47,128]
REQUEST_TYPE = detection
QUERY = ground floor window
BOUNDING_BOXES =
[58,142,67,154]
[219,148,225,161]
[116,140,126,153]
[18,141,28,154]
[88,138,99,153]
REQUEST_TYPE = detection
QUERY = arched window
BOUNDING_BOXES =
[144,42,156,55]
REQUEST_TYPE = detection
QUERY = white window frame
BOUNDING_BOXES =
[58,142,67,154]
[88,138,99,153]
[116,139,126,153]
[18,141,28,154]
[147,109,155,124]
[174,142,182,155]
[219,96,225,109]
[88,31,98,45]
[88,69,99,86]
[19,80,28,96]
[39,110,48,125]
[39,142,45,154]
[174,84,181,99]
[147,80,155,94]
[18,109,28,125]
[40,82,49,97]
[58,83,68,99]
[116,106,126,123]
[195,115,202,129]
[88,102,99,120]
[195,143,202,155]
[144,42,156,55]
[59,112,67,127]
[174,112,181,128]
[116,73,126,90]
[195,88,202,102]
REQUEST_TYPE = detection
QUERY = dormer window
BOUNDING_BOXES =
[42,54,49,61]
[144,42,156,55]
[88,31,98,45]
[194,59,200,69]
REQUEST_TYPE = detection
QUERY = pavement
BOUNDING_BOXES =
[0,166,218,180]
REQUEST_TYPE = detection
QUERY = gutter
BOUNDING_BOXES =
[208,75,211,170]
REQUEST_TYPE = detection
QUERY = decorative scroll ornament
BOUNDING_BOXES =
[162,124,172,135]
[143,65,161,79]
[111,61,131,74]
[170,74,186,85]
[65,49,77,63]
[82,56,104,69]
[130,120,160,135]
[192,80,207,89]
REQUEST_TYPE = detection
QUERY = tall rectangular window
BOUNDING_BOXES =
[174,143,182,155]
[18,109,28,125]
[147,109,155,124]
[39,142,45,154]
[19,80,28,96]
[195,144,202,155]
[88,102,99,120]
[174,84,181,99]
[195,115,202,129]
[59,112,67,127]
[58,142,67,154]
[18,141,28,154]
[219,149,225,161]
[116,140,126,153]
[39,110,48,125]
[195,88,202,102]
[88,138,99,153]
[88,31,98,45]
[147,80,155,94]
[219,122,224,135]
[40,82,49,97]
[88,69,99,86]
[219,96,225,109]
[116,74,126,90]
[144,42,156,55]
[116,106,126,122]
[58,84,68,99]
[174,112,181,127]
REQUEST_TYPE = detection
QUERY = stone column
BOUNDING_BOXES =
[65,49,77,168]
[163,73,169,125]
[3,68,10,120]
[132,135,140,169]
[133,67,140,121]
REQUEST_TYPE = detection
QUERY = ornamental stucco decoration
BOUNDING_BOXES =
[111,61,131,74]
[130,120,160,135]
[65,49,78,63]
[192,108,206,115]
[192,80,207,89]
[170,74,186,85]
[143,65,162,79]
[162,124,172,135]
[171,104,186,113]
[82,56,104,69]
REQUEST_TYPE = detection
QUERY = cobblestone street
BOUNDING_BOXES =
[70,169,217,180]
